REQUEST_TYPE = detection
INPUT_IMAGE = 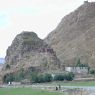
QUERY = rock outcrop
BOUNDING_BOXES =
[45,1,95,67]
[5,31,61,72]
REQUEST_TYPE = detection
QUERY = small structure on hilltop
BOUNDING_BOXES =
[84,0,89,4]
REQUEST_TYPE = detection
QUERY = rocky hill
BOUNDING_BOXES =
[4,1,95,73]
[45,1,95,67]
[4,31,61,73]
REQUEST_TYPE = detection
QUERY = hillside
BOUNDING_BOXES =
[45,1,95,67]
[3,1,95,74]
[4,31,61,73]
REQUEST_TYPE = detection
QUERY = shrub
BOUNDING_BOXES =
[64,72,74,81]
[37,75,45,83]
[31,73,52,83]
[44,74,52,82]
[54,74,64,81]
[3,73,15,83]
[90,69,95,75]
[14,68,25,81]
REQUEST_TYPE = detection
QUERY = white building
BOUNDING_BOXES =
[65,67,88,74]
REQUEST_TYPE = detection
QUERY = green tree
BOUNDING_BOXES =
[76,58,81,67]
[30,73,52,83]
[54,74,64,81]
[15,68,25,81]
[37,74,44,83]
[44,74,52,82]
[30,72,38,83]
[3,73,15,83]
[90,69,95,75]
[64,72,74,81]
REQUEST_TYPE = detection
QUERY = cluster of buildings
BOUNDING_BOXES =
[65,66,88,74]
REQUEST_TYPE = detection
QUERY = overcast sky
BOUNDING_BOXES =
[0,0,95,58]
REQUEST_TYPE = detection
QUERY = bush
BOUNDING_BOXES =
[14,68,25,81]
[64,72,74,81]
[44,74,52,82]
[54,72,74,81]
[3,73,15,83]
[90,69,95,75]
[54,74,64,81]
[37,75,45,83]
[30,72,38,83]
[31,73,52,83]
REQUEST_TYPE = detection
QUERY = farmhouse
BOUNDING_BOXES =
[65,66,88,74]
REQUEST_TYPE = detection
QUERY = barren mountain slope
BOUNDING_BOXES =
[45,1,95,67]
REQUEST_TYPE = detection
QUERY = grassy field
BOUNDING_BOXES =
[40,81,95,86]
[0,81,95,95]
[0,88,63,95]
[55,81,95,86]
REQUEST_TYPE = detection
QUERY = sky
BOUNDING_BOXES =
[0,0,95,58]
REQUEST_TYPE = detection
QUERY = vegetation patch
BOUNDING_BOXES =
[47,81,95,86]
[0,88,63,95]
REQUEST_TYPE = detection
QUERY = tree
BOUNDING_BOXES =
[3,73,15,83]
[44,74,52,82]
[15,68,25,81]
[30,73,52,83]
[90,69,95,75]
[64,72,74,81]
[54,74,64,81]
[37,74,44,83]
[53,72,74,81]
[76,58,81,67]
[30,72,39,83]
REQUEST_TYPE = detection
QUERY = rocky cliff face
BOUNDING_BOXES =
[45,1,95,67]
[5,31,61,72]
